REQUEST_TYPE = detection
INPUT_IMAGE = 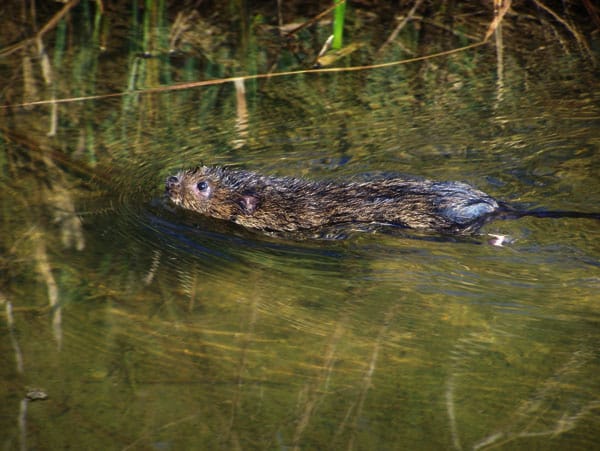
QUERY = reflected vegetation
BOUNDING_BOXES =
[1,1,600,449]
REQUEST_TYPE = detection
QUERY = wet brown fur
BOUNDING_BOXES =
[165,166,502,234]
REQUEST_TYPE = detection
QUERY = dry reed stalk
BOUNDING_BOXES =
[2,41,487,111]
[484,0,511,42]
[21,52,37,108]
[283,1,344,37]
[531,0,593,61]
[3,296,25,374]
[232,78,248,150]
[377,0,425,54]
[34,234,63,348]
[0,0,82,58]
[493,0,506,105]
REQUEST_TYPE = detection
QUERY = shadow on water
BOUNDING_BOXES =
[1,1,600,450]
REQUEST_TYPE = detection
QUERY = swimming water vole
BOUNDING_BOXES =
[164,166,512,234]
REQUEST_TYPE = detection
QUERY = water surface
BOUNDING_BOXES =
[1,3,600,450]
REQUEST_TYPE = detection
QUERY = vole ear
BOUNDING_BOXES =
[238,193,259,215]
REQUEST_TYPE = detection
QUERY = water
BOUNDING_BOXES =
[1,3,600,450]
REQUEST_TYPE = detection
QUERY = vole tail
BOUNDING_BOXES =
[496,202,600,221]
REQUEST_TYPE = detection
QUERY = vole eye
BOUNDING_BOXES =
[197,181,208,191]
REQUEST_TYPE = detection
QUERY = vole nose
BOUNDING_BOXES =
[166,175,180,189]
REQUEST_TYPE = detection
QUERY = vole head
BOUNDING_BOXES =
[165,166,259,220]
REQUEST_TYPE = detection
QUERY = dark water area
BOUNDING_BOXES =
[2,1,600,450]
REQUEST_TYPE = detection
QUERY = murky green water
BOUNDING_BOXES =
[1,3,600,450]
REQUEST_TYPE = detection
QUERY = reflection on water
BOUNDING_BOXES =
[2,2,600,450]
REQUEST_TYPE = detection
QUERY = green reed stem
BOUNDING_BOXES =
[332,0,346,49]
